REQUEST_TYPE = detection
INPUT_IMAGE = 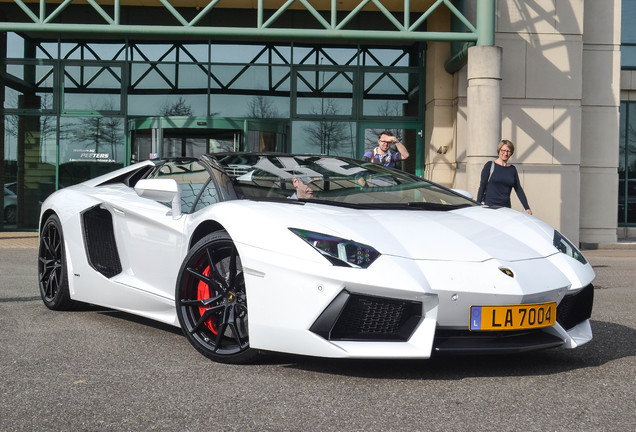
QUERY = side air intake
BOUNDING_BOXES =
[82,206,122,278]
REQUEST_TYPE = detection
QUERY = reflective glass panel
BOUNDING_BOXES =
[129,44,177,62]
[622,1,636,68]
[130,62,176,90]
[6,33,25,58]
[181,44,210,62]
[291,120,356,157]
[619,102,636,224]
[4,64,55,111]
[211,94,289,117]
[211,44,270,63]
[58,116,125,188]
[295,69,354,117]
[178,63,210,89]
[2,115,57,229]
[361,48,409,67]
[128,94,208,116]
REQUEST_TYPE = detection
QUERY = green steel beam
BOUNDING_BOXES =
[445,0,495,74]
[0,24,479,43]
[0,0,485,44]
[476,0,495,46]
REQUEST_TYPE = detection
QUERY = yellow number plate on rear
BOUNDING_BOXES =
[469,302,557,331]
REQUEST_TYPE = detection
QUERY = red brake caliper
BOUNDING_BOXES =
[197,266,217,334]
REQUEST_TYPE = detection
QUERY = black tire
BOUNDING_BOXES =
[38,214,77,310]
[176,231,258,364]
[4,205,16,224]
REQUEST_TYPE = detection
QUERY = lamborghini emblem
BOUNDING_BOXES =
[500,268,514,278]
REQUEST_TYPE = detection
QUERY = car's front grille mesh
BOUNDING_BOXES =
[330,294,422,341]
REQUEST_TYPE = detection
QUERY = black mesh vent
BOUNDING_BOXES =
[329,294,422,341]
[82,206,122,278]
[557,284,594,330]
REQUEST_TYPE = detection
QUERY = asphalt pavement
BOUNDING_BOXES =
[0,237,634,431]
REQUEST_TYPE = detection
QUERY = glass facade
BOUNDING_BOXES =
[619,102,636,225]
[622,0,636,69]
[1,34,425,230]
[620,2,636,225]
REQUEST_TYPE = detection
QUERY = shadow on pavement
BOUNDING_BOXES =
[33,299,635,379]
[271,320,635,379]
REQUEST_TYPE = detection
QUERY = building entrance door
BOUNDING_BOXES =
[129,117,288,162]
[161,129,241,158]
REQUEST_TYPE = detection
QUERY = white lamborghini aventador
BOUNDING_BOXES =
[38,153,595,364]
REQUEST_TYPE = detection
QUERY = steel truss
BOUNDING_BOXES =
[0,0,490,45]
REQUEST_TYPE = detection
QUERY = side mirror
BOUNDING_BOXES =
[134,179,182,219]
[452,189,474,200]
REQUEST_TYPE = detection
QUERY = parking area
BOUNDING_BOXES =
[1,240,634,431]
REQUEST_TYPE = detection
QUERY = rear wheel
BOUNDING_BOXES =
[176,231,258,364]
[38,214,77,310]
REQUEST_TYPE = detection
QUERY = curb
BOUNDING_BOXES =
[580,242,636,251]
[0,232,38,248]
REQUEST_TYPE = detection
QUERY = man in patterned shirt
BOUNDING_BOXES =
[362,130,409,168]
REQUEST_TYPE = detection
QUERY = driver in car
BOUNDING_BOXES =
[289,167,323,199]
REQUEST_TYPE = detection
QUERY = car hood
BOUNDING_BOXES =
[343,206,554,262]
[221,201,556,263]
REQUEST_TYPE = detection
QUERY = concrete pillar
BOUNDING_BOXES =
[579,0,621,244]
[466,45,502,195]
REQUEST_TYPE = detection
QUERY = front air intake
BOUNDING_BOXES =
[556,284,594,330]
[310,291,422,341]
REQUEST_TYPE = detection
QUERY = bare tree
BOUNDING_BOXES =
[159,96,193,116]
[101,116,124,161]
[245,96,279,118]
[303,99,350,155]
[75,100,123,161]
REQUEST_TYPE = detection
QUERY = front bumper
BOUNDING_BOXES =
[310,284,594,356]
[243,246,594,358]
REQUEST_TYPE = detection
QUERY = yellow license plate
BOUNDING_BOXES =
[469,302,557,331]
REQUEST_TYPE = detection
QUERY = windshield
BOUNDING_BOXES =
[215,153,476,209]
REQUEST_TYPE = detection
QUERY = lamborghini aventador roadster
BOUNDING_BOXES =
[38,153,595,364]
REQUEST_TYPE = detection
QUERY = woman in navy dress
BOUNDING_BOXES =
[477,140,533,215]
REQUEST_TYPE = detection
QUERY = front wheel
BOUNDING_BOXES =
[38,214,77,310]
[176,231,258,364]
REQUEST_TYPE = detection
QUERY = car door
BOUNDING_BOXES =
[109,159,218,301]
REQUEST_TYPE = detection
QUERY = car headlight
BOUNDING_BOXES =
[290,228,380,268]
[553,230,587,264]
